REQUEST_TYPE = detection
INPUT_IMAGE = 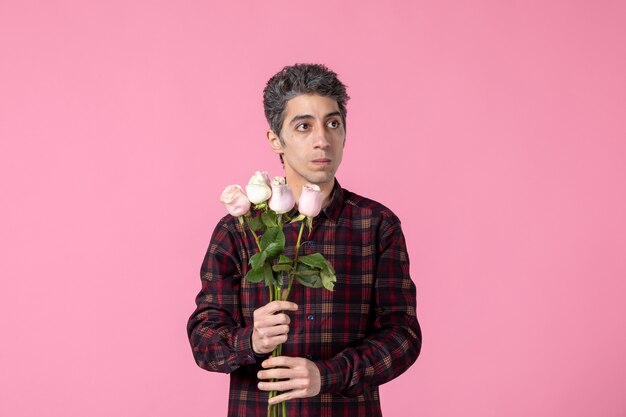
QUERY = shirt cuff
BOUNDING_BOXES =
[232,326,257,368]
[315,356,347,395]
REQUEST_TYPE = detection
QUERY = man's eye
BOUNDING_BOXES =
[296,123,310,131]
[327,120,340,128]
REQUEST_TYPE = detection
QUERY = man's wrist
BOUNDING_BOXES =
[250,334,270,359]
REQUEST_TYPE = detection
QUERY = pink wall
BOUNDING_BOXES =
[2,1,625,416]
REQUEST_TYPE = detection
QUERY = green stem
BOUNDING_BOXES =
[267,340,283,417]
[244,216,263,251]
[283,221,305,301]
[268,283,285,417]
[251,228,262,251]
[268,222,306,415]
[243,217,269,301]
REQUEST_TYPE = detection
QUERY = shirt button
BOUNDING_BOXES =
[306,354,314,360]
[307,314,315,321]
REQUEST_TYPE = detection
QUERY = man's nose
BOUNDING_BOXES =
[313,128,331,149]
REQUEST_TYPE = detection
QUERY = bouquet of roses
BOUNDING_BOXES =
[220,171,336,417]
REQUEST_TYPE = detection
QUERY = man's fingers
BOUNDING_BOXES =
[257,367,307,381]
[258,379,308,393]
[259,334,289,347]
[256,300,298,315]
[254,324,290,338]
[257,356,321,403]
[255,313,291,328]
[262,355,301,369]
[268,390,305,405]
[252,303,296,355]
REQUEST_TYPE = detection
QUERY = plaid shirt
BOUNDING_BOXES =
[188,181,421,417]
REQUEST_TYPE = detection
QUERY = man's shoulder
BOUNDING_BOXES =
[210,213,246,242]
[340,187,401,226]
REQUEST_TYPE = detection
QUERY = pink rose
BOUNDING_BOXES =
[268,176,295,214]
[298,184,323,217]
[245,171,272,204]
[220,185,251,217]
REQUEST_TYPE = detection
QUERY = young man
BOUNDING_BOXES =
[188,64,421,416]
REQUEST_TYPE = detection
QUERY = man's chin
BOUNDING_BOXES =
[306,173,335,187]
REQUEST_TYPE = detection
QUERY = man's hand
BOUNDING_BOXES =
[251,301,298,355]
[257,356,321,404]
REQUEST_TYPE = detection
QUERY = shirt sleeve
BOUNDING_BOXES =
[187,219,258,373]
[315,217,422,397]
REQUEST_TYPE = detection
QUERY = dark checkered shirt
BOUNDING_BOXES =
[188,181,422,416]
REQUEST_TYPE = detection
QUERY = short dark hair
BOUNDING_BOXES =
[263,63,350,140]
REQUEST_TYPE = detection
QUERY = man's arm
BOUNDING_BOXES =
[314,218,422,397]
[186,220,256,373]
[187,219,297,373]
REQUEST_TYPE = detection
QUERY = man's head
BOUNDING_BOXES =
[263,64,349,197]
[263,63,350,142]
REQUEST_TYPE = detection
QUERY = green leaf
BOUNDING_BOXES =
[295,272,322,288]
[289,213,306,223]
[298,253,327,270]
[275,271,284,286]
[295,269,318,276]
[272,264,292,272]
[321,268,336,291]
[322,258,336,275]
[249,216,265,232]
[263,263,276,286]
[260,227,285,254]
[264,242,283,259]
[295,263,323,288]
[249,251,267,270]
[296,262,315,273]
[261,211,278,227]
[278,255,292,265]
[245,266,264,283]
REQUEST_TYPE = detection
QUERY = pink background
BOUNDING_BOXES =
[1,1,625,416]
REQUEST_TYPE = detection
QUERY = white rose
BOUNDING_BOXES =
[245,171,272,204]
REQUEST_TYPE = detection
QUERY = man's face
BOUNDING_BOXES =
[269,94,345,192]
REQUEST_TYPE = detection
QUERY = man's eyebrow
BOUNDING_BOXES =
[288,114,313,125]
[288,111,342,126]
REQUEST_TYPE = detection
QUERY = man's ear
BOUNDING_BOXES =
[267,130,284,155]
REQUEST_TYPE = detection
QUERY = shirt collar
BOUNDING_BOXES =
[320,179,344,222]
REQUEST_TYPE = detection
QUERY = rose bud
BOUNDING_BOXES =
[268,176,295,214]
[245,171,272,204]
[220,185,251,217]
[298,184,323,217]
